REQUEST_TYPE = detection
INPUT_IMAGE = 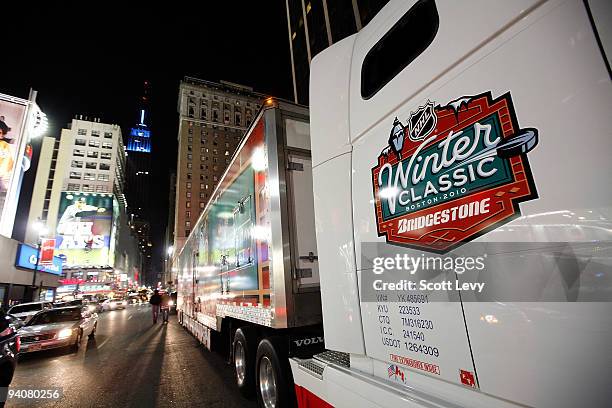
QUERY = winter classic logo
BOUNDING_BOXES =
[372,92,539,253]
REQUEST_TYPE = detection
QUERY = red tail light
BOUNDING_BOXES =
[16,335,20,353]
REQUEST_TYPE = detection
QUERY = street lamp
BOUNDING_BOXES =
[31,219,49,301]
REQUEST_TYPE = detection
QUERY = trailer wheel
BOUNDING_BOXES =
[256,337,296,408]
[233,327,257,397]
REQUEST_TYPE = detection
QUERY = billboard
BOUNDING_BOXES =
[15,243,63,275]
[55,192,114,268]
[0,98,27,235]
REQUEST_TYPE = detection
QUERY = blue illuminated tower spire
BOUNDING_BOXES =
[127,81,151,153]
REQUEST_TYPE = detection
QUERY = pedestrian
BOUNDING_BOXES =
[149,289,162,324]
[160,292,171,323]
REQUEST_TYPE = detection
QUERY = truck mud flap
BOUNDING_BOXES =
[181,313,211,350]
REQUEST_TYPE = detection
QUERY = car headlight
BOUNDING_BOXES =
[168,300,174,306]
[57,328,74,339]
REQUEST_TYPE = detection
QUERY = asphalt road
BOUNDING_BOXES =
[7,305,256,408]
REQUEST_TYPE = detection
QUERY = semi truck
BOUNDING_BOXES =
[292,0,611,407]
[176,0,611,407]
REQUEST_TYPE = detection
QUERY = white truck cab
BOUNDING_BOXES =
[296,0,612,407]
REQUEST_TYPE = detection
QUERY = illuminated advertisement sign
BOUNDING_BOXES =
[55,192,114,268]
[40,238,56,265]
[15,243,63,275]
[0,97,27,237]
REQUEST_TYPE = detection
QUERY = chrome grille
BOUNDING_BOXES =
[21,333,55,343]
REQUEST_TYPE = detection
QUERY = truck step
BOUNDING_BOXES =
[314,350,350,368]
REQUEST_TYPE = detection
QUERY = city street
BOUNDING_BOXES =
[8,305,255,408]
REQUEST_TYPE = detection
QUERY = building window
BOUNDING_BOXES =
[187,163,192,169]
[199,192,205,199]
[71,160,83,168]
[185,229,191,236]
[87,151,98,158]
[186,182,192,189]
[225,150,230,156]
[67,183,80,191]
[185,221,191,228]
[89,140,100,148]
[201,156,206,161]
[213,176,218,181]
[96,185,105,192]
[102,142,112,149]
[104,132,113,138]
[70,171,82,179]
[212,109,219,122]
[186,201,191,208]
[73,149,85,157]
[75,138,86,146]
[99,163,110,171]
[101,152,111,160]
[84,172,96,181]
[188,136,193,143]
[82,184,94,192]
[186,192,191,198]
[78,129,87,136]
[187,145,192,152]
[200,183,205,189]
[199,174,205,181]
[86,162,97,169]
[98,174,109,181]
[186,211,191,218]
[200,202,205,209]
[187,154,192,161]
[91,130,100,137]
[187,173,192,180]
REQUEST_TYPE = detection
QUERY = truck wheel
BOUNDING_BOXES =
[256,337,296,408]
[233,327,257,397]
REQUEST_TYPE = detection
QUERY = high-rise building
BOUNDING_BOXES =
[27,117,140,286]
[285,0,390,104]
[125,81,154,284]
[173,77,266,251]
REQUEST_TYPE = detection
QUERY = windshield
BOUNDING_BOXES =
[9,304,42,314]
[28,309,81,326]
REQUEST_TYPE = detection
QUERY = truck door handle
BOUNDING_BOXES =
[299,252,318,262]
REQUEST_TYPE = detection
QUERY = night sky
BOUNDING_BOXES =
[1,1,293,273]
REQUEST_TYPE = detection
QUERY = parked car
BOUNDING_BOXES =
[18,306,97,353]
[0,310,20,392]
[7,302,53,323]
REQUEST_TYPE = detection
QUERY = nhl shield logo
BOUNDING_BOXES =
[371,92,539,253]
[408,100,437,142]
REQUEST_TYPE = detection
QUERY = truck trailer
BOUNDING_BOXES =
[175,100,324,406]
